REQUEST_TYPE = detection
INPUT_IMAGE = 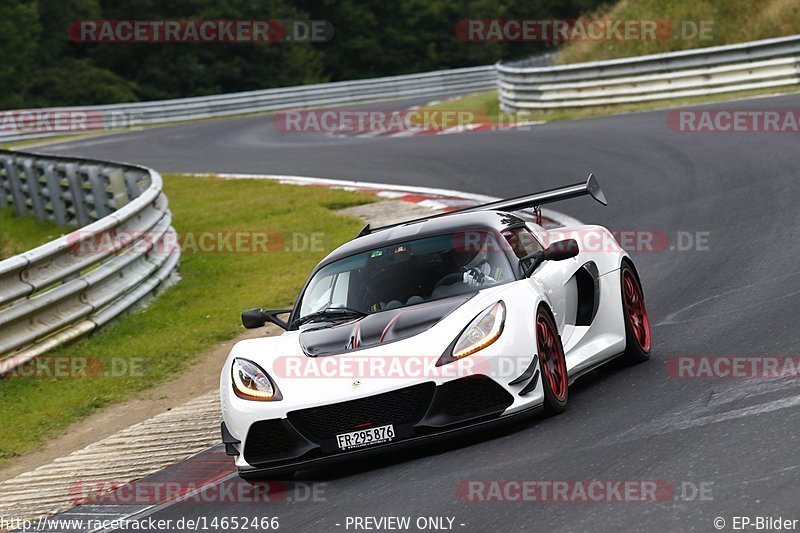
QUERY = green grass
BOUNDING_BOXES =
[0,208,64,260]
[555,0,800,64]
[423,91,505,123]
[419,85,800,126]
[0,175,373,465]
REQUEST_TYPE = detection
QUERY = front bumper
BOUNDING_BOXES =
[225,375,539,477]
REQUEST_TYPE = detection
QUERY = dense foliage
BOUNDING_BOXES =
[2,0,604,108]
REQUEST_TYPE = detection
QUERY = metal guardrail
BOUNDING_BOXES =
[2,66,497,142]
[0,150,179,371]
[497,35,800,111]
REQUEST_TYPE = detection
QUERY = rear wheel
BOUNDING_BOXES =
[620,264,651,364]
[536,306,568,415]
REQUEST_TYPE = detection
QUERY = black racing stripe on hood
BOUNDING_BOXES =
[299,294,475,357]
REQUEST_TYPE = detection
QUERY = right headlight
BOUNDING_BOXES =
[231,358,282,401]
[437,301,506,366]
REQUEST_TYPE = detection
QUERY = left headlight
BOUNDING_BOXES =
[437,301,506,366]
[231,358,282,401]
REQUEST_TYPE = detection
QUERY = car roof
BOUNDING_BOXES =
[318,210,528,268]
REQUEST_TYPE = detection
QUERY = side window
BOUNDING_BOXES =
[503,227,543,270]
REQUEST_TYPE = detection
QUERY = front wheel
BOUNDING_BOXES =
[620,264,651,364]
[536,306,568,415]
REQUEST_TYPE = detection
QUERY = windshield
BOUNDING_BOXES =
[297,232,515,320]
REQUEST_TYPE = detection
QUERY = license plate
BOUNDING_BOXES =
[336,424,395,450]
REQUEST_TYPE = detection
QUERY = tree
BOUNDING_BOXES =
[0,1,41,108]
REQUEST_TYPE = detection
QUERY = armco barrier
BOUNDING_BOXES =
[497,35,800,110]
[0,150,179,371]
[1,66,497,142]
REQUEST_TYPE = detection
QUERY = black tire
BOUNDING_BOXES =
[620,264,651,364]
[536,305,568,415]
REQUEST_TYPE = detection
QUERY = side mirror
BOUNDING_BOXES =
[242,308,292,330]
[242,308,268,329]
[520,239,579,277]
[543,238,579,262]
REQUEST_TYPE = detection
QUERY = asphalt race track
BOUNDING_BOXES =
[38,93,800,532]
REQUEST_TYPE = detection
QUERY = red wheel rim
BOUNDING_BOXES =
[537,313,567,402]
[622,270,651,352]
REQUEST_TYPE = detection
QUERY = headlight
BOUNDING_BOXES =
[231,358,282,401]
[437,301,506,366]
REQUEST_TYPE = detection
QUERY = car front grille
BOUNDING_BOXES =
[287,382,436,442]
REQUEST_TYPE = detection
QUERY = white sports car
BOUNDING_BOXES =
[219,175,651,478]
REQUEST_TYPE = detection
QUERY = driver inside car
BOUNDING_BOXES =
[462,259,496,288]
[432,234,498,297]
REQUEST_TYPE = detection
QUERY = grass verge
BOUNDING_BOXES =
[0,208,63,260]
[555,0,800,64]
[0,174,373,466]
[418,85,800,126]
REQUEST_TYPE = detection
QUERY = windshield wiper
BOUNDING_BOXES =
[291,306,367,328]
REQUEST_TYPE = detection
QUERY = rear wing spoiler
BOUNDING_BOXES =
[359,173,606,237]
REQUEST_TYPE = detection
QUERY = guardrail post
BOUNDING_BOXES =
[105,167,130,209]
[84,165,112,220]
[22,159,47,221]
[123,170,144,199]
[40,161,68,225]
[4,156,29,217]
[0,158,8,209]
[62,162,90,227]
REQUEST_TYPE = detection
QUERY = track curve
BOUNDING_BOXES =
[37,93,800,532]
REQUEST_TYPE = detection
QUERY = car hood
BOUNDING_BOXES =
[299,294,474,357]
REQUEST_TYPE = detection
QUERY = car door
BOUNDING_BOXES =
[502,224,581,335]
